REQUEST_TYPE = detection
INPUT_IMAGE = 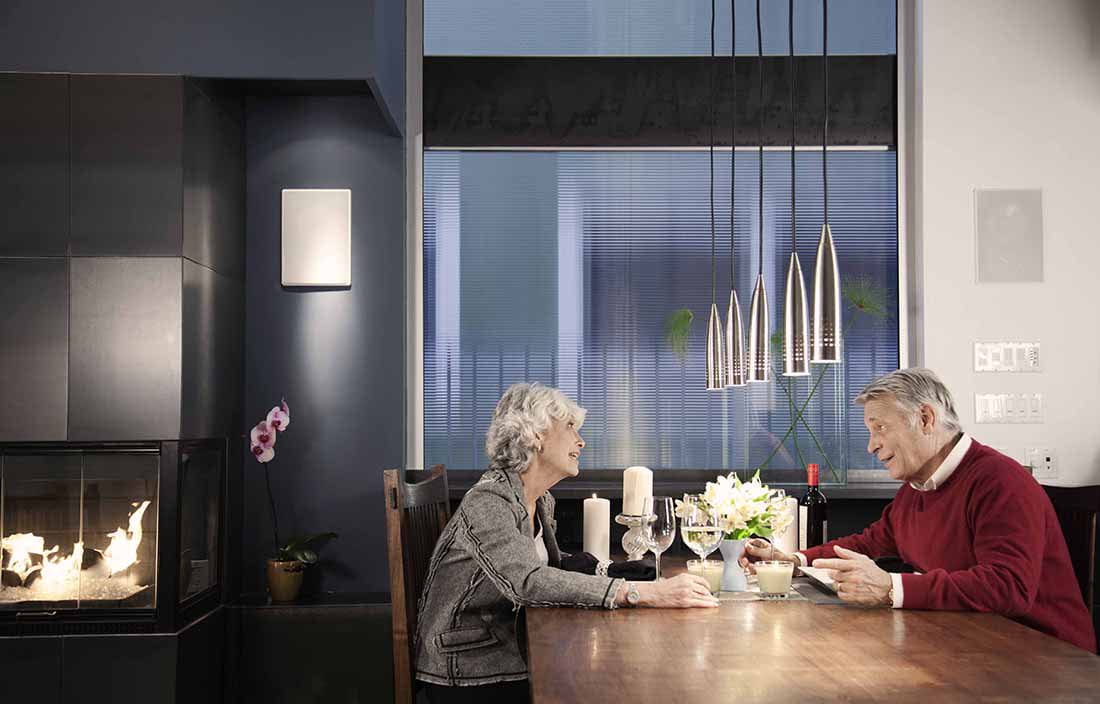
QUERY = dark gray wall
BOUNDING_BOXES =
[244,95,405,594]
[0,0,403,134]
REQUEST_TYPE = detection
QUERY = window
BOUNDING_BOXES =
[422,1,899,480]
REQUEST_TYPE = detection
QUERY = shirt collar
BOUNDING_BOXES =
[909,433,972,491]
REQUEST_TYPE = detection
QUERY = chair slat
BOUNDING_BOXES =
[385,465,451,704]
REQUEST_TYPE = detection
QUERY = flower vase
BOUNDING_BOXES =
[267,558,304,602]
[718,538,748,591]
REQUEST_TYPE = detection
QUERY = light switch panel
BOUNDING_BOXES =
[975,393,1043,424]
[974,341,1041,372]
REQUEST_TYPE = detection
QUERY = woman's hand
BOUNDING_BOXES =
[738,538,798,575]
[632,574,719,608]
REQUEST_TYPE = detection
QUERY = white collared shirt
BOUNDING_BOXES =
[796,433,972,608]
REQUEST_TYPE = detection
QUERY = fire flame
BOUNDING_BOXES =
[102,501,151,576]
[2,533,45,577]
[42,542,84,586]
[2,500,151,589]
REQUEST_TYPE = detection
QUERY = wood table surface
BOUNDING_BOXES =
[526,559,1100,703]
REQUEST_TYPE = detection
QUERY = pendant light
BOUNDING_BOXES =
[747,0,770,383]
[705,0,727,390]
[783,0,810,376]
[725,0,746,387]
[812,0,842,363]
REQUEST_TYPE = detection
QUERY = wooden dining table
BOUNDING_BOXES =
[526,559,1100,703]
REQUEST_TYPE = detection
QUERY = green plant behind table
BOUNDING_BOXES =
[668,275,893,480]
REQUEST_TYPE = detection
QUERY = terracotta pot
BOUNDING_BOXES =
[266,559,304,602]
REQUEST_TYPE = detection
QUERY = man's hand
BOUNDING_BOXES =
[738,537,798,575]
[812,546,893,607]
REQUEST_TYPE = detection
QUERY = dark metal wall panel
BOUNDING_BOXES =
[181,259,243,440]
[183,79,245,281]
[60,633,177,704]
[0,74,70,256]
[68,258,182,441]
[0,259,69,441]
[426,56,896,148]
[0,636,62,704]
[233,603,393,703]
[70,75,183,256]
[175,608,225,703]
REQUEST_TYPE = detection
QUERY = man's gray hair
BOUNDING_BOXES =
[485,383,587,474]
[854,367,962,434]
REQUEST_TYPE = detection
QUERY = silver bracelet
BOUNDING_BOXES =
[595,559,613,577]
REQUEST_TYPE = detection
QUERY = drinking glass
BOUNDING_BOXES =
[679,494,722,565]
[645,496,676,580]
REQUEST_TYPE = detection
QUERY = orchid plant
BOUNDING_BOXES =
[250,400,337,564]
[674,471,792,541]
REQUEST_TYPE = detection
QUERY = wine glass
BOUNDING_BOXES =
[645,496,676,580]
[680,494,722,565]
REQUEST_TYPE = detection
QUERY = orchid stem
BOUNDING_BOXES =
[265,464,281,556]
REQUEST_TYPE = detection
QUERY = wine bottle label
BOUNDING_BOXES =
[798,506,808,551]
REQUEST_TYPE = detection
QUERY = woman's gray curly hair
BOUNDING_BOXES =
[485,383,587,474]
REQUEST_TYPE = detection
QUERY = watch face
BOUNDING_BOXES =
[627,585,640,605]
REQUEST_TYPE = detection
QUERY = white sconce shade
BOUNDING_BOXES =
[281,189,352,287]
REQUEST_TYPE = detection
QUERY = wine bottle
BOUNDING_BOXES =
[798,463,827,550]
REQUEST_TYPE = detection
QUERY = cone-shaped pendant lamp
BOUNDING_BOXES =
[705,0,726,390]
[812,0,842,363]
[783,0,810,376]
[725,0,746,387]
[747,0,770,383]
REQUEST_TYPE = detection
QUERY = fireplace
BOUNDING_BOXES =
[0,440,225,635]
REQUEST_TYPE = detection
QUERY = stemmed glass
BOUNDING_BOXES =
[645,496,676,580]
[680,494,722,565]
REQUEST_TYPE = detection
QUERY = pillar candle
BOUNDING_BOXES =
[583,494,610,562]
[772,496,799,555]
[622,466,653,515]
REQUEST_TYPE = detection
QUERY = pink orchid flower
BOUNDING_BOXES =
[251,443,275,463]
[250,421,276,449]
[267,399,290,431]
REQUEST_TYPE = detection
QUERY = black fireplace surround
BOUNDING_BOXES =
[0,440,227,636]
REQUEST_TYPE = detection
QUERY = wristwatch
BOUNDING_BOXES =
[625,582,641,607]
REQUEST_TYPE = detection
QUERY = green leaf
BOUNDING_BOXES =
[664,308,694,362]
[842,275,892,321]
[281,531,338,559]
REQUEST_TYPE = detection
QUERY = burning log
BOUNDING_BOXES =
[2,569,22,587]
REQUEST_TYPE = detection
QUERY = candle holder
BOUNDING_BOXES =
[615,513,656,561]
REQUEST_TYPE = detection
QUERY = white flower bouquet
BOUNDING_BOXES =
[676,470,792,541]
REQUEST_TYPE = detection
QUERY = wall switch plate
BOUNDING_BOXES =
[975,393,1043,423]
[1025,447,1056,479]
[974,341,1041,372]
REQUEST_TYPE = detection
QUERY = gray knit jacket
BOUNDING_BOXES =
[414,468,623,687]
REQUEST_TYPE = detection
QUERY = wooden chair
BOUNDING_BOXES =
[1042,484,1098,647]
[385,465,451,704]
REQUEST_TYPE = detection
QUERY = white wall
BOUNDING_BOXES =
[912,0,1100,485]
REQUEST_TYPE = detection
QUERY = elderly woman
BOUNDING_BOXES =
[415,383,717,703]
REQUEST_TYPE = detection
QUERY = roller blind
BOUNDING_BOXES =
[423,150,898,475]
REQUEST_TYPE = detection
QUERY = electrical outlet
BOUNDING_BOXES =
[974,341,1042,372]
[1025,447,1056,479]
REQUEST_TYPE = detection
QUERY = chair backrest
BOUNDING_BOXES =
[1043,485,1097,620]
[384,465,451,704]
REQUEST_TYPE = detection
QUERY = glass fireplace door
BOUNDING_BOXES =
[0,449,159,611]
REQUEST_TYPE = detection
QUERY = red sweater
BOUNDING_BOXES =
[802,440,1096,652]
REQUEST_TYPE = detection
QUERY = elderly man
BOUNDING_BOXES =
[744,367,1095,652]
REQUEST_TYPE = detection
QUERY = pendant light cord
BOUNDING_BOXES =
[709,0,717,308]
[730,0,736,291]
[822,0,829,222]
[790,0,796,252]
[756,0,764,275]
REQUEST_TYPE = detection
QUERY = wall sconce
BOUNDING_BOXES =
[281,188,352,287]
